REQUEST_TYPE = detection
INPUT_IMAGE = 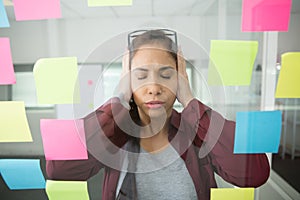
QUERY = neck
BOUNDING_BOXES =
[139,118,170,153]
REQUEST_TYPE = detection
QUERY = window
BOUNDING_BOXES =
[12,65,53,108]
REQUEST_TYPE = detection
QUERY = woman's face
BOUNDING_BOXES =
[131,44,177,122]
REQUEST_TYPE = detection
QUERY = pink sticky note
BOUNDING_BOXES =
[242,0,292,32]
[40,119,88,160]
[0,38,16,85]
[13,0,61,21]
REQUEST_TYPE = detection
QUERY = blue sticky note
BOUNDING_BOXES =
[0,159,46,190]
[0,1,10,28]
[234,111,282,154]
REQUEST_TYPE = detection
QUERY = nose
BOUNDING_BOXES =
[147,84,162,95]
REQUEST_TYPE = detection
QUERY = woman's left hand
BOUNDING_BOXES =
[176,47,194,108]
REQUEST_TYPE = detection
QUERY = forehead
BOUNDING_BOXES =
[131,45,176,69]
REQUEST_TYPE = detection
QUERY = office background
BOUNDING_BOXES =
[0,0,300,199]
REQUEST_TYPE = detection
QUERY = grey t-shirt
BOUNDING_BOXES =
[116,143,198,200]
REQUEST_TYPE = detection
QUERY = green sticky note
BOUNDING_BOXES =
[275,52,300,98]
[208,40,258,86]
[88,0,132,7]
[33,57,80,104]
[46,180,90,200]
[211,188,254,200]
[0,101,33,142]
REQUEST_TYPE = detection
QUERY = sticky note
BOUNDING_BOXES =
[0,159,45,190]
[33,57,80,104]
[46,180,90,200]
[234,111,282,154]
[0,38,16,85]
[242,0,292,32]
[40,119,88,160]
[211,188,254,200]
[275,52,300,98]
[88,0,132,7]
[0,101,32,142]
[13,0,61,21]
[208,40,258,86]
[0,0,9,27]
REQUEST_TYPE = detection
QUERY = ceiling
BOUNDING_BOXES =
[3,0,300,20]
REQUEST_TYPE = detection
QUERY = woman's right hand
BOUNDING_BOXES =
[176,48,194,108]
[117,50,132,107]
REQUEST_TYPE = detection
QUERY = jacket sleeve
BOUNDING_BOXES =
[46,97,130,180]
[180,99,270,187]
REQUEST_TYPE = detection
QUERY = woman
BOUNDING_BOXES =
[46,29,270,200]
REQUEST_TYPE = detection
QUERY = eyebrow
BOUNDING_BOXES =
[132,66,174,72]
[132,67,148,72]
[159,66,174,72]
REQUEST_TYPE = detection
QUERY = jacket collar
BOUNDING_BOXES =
[170,108,181,130]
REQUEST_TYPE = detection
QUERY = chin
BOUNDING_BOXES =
[147,107,169,120]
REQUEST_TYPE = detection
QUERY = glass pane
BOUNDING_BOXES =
[12,72,53,108]
[102,63,122,102]
[271,8,300,195]
[273,76,300,192]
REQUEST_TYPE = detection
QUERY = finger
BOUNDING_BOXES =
[177,47,188,79]
[177,47,186,75]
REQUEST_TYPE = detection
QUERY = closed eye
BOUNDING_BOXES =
[137,76,147,80]
[134,72,148,80]
[160,67,175,79]
[160,74,171,79]
[132,67,149,80]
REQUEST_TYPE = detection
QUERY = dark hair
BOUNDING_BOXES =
[128,29,178,123]
[128,29,178,69]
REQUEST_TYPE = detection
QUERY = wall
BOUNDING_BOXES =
[0,14,265,64]
[1,13,298,64]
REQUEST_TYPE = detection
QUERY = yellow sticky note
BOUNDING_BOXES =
[211,188,254,200]
[88,0,132,7]
[208,40,258,86]
[46,180,90,200]
[33,57,80,104]
[275,52,300,98]
[0,101,33,142]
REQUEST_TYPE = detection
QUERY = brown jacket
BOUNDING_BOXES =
[46,98,270,200]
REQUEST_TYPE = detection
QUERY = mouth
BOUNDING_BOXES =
[145,101,165,109]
